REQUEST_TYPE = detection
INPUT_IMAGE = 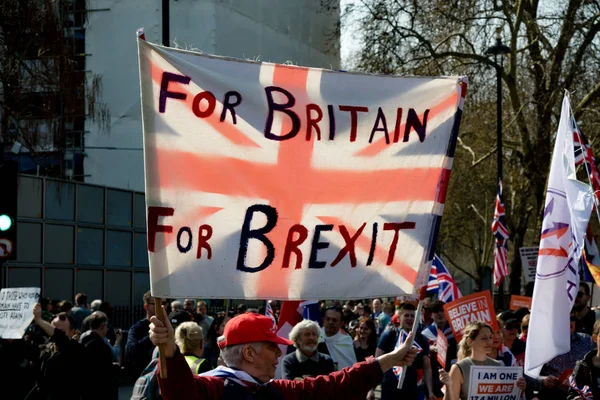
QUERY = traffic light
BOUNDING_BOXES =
[0,160,17,260]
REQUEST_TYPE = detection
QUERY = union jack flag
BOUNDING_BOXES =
[572,124,600,286]
[427,254,461,302]
[426,263,439,291]
[393,330,423,382]
[265,301,277,329]
[568,373,593,400]
[492,179,509,286]
[574,125,600,203]
[138,38,467,300]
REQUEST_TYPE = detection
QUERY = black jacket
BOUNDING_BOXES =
[81,331,119,400]
[126,318,155,377]
[567,350,600,400]
[28,329,83,400]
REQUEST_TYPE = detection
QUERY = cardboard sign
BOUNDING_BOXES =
[0,287,40,339]
[138,38,468,300]
[443,291,498,341]
[468,366,522,400]
[519,247,538,283]
[509,295,532,311]
[436,330,448,369]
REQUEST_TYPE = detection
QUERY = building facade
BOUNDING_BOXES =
[84,0,340,191]
[3,0,340,325]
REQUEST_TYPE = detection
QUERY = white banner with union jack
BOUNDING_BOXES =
[137,38,467,300]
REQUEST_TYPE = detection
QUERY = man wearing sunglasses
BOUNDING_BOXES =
[573,283,596,335]
[499,310,526,367]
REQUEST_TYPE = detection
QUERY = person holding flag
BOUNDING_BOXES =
[376,302,434,400]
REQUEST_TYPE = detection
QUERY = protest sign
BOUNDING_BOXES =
[519,247,538,283]
[0,287,40,339]
[468,366,522,400]
[137,38,467,300]
[444,291,498,341]
[509,295,532,311]
[436,330,448,369]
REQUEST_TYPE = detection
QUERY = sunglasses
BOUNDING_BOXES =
[504,323,520,330]
[577,292,586,298]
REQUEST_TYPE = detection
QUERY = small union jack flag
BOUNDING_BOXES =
[427,254,461,302]
[393,330,423,382]
[568,372,593,400]
[573,125,600,287]
[427,263,439,291]
[492,179,509,286]
[265,301,276,329]
[573,125,600,205]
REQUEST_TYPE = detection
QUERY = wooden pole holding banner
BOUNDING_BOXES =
[397,286,428,389]
[153,297,168,378]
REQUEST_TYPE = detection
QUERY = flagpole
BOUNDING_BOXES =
[397,287,427,389]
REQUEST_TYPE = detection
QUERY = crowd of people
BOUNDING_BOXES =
[2,284,600,399]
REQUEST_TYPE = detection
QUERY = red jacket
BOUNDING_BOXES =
[158,351,383,399]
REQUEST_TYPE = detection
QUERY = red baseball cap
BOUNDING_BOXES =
[217,313,293,349]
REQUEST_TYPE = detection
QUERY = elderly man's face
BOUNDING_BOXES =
[250,341,282,381]
[297,328,319,354]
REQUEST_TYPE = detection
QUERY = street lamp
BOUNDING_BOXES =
[486,27,510,308]
[486,27,510,183]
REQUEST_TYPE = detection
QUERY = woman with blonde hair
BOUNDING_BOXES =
[175,321,212,374]
[444,321,526,400]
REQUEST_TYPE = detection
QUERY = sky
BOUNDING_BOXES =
[340,0,361,69]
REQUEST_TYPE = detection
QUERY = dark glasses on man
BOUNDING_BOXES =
[577,291,586,298]
[504,323,519,330]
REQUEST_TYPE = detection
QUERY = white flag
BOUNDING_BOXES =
[525,95,594,377]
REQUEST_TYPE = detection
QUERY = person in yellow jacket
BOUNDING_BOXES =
[175,321,212,374]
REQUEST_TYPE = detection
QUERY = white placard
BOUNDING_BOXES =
[0,287,40,339]
[519,247,538,283]
[468,366,522,400]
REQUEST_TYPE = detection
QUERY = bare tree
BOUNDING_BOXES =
[0,0,109,178]
[331,0,600,293]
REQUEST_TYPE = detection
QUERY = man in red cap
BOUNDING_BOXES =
[150,307,417,399]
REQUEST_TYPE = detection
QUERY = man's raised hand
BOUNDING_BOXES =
[377,331,418,373]
[149,305,176,358]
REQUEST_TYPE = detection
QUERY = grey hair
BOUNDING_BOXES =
[288,320,320,345]
[90,300,102,312]
[171,300,182,311]
[220,342,263,368]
